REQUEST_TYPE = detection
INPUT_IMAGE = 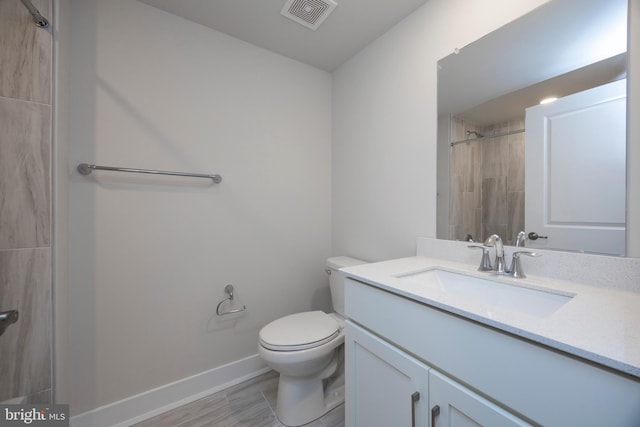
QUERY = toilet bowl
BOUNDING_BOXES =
[258,257,366,427]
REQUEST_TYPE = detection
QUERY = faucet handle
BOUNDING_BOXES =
[509,251,541,279]
[468,245,493,271]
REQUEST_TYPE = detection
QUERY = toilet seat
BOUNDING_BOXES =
[259,311,340,351]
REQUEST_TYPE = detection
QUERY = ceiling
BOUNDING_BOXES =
[437,0,627,125]
[137,0,429,72]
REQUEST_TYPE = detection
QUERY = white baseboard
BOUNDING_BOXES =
[70,354,270,427]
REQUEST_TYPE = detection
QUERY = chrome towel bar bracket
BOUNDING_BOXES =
[0,310,19,337]
[20,0,49,28]
[77,163,222,184]
[216,284,246,316]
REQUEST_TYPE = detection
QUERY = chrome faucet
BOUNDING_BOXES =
[467,245,493,271]
[509,251,541,278]
[484,234,508,273]
[469,233,541,278]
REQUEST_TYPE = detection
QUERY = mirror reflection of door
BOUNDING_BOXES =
[524,79,626,256]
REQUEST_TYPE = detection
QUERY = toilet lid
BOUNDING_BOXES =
[259,311,340,351]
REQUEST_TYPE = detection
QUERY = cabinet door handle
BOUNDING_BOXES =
[431,404,440,426]
[411,391,420,427]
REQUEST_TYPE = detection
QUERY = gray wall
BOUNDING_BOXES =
[66,0,332,415]
[0,0,52,404]
[332,0,549,261]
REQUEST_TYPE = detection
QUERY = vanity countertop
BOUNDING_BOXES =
[342,256,640,379]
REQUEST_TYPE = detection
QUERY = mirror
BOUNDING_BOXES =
[436,0,628,256]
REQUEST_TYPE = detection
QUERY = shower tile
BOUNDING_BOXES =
[451,144,469,175]
[0,97,51,249]
[473,208,483,242]
[0,0,51,104]
[448,225,456,241]
[0,248,51,402]
[482,137,509,178]
[450,175,464,226]
[462,193,476,240]
[508,191,525,242]
[482,177,507,225]
[462,146,479,192]
[462,191,480,233]
[482,224,507,243]
[508,132,525,192]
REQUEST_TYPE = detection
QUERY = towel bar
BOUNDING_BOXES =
[77,163,222,183]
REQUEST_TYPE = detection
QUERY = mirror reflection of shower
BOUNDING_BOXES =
[447,117,526,246]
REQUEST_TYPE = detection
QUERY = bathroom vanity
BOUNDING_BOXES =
[342,255,640,427]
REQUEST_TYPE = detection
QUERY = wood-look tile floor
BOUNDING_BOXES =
[132,370,345,427]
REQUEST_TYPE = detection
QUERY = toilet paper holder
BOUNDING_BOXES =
[216,284,246,316]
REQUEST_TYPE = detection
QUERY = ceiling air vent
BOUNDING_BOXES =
[280,0,338,31]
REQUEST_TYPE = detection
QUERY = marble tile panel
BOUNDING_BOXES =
[482,224,507,243]
[469,142,482,193]
[0,97,51,249]
[460,143,481,193]
[448,225,456,241]
[482,177,507,226]
[462,192,479,234]
[450,143,469,176]
[0,0,51,104]
[450,175,464,226]
[473,208,483,242]
[507,191,525,243]
[0,248,51,402]
[482,136,509,179]
[452,225,463,241]
[507,132,525,192]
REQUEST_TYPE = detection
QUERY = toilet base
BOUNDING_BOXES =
[275,352,343,426]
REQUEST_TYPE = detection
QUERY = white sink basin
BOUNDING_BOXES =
[397,268,574,318]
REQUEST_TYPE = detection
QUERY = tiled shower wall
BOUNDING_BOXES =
[0,0,52,403]
[448,116,525,245]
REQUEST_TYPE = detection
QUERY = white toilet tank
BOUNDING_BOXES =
[326,256,367,316]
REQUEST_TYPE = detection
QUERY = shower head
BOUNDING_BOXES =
[466,130,483,138]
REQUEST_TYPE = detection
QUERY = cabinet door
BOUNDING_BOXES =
[346,321,429,427]
[429,370,531,427]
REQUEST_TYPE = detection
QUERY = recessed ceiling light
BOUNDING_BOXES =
[540,97,558,105]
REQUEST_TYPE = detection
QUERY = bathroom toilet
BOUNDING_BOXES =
[258,256,366,427]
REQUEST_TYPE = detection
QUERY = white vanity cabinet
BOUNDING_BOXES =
[346,321,531,427]
[344,277,640,427]
[428,369,531,427]
[346,321,429,427]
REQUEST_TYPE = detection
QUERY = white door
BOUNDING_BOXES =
[524,79,626,255]
[345,321,429,427]
[429,370,531,427]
